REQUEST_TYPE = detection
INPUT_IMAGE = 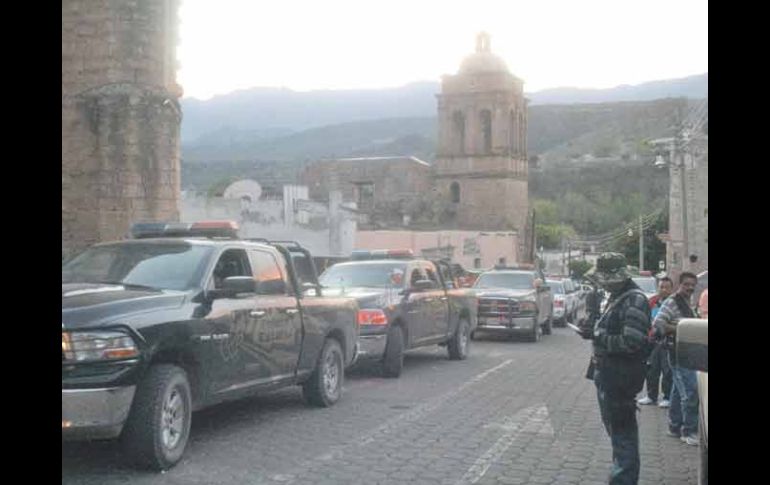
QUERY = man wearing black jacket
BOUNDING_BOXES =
[579,253,651,485]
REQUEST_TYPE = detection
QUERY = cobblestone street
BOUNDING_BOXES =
[62,328,698,484]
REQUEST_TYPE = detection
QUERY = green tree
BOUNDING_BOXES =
[609,208,668,272]
[536,223,576,249]
[569,260,593,279]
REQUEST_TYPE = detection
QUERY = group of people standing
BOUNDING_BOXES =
[578,253,707,485]
[638,272,707,448]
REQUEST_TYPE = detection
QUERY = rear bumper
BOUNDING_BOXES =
[476,316,537,333]
[62,386,136,440]
[356,334,388,360]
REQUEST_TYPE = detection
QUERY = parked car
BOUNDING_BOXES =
[546,279,569,326]
[632,276,657,300]
[62,221,360,470]
[677,318,708,485]
[471,267,553,341]
[565,278,583,322]
[318,250,478,377]
[548,276,579,323]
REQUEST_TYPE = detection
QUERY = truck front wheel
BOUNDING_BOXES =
[303,338,344,407]
[448,318,470,360]
[382,325,404,378]
[121,364,192,471]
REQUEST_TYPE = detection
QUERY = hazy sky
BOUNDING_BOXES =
[177,0,708,100]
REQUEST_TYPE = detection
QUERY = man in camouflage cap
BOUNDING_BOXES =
[581,253,651,485]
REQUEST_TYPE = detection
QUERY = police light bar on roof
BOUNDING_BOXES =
[351,249,414,260]
[131,220,239,239]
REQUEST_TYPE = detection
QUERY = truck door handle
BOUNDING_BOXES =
[424,298,434,302]
[284,308,299,315]
[250,310,266,317]
[439,297,448,301]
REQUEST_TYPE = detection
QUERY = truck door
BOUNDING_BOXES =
[423,263,450,341]
[404,265,432,345]
[241,248,303,384]
[202,248,258,394]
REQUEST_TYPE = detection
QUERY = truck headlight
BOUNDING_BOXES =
[518,301,537,314]
[62,330,139,362]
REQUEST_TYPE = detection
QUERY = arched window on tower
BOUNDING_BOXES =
[480,109,492,154]
[450,181,460,203]
[452,111,466,154]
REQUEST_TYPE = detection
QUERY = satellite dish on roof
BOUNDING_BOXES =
[223,179,262,203]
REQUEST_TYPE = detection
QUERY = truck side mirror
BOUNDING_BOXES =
[676,318,708,372]
[210,276,257,299]
[412,279,436,291]
[257,279,288,295]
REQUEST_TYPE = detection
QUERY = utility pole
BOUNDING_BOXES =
[678,143,690,271]
[638,214,644,271]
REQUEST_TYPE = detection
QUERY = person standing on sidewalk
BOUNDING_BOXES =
[653,271,700,446]
[579,253,651,485]
[698,288,708,319]
[637,277,674,408]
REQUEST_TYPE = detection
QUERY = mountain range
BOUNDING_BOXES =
[181,73,707,146]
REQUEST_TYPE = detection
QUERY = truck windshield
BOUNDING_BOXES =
[547,281,565,295]
[62,242,214,291]
[320,262,408,288]
[474,272,534,290]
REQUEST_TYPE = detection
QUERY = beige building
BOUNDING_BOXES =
[303,33,534,262]
[62,0,182,258]
[355,230,519,270]
[302,156,431,227]
[434,32,530,234]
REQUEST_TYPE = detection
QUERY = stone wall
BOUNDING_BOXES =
[62,0,181,258]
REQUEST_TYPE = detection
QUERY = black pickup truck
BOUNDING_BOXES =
[61,222,359,470]
[317,250,478,377]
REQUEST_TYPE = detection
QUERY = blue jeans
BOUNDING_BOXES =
[644,344,672,402]
[595,369,640,485]
[668,352,699,436]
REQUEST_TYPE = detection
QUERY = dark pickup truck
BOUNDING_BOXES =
[62,222,359,470]
[471,266,554,342]
[317,251,478,377]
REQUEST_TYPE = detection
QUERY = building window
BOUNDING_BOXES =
[498,257,506,266]
[474,258,481,269]
[452,111,466,154]
[355,182,375,210]
[480,110,492,154]
[450,181,460,203]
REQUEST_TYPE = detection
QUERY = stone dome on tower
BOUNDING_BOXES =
[458,32,511,75]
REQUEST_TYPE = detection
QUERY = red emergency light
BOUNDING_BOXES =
[131,220,239,239]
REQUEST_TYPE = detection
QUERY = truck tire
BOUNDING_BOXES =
[303,338,344,407]
[542,314,553,335]
[121,364,192,471]
[525,319,541,343]
[382,325,404,378]
[448,318,470,360]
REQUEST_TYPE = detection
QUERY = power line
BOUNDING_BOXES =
[569,208,663,245]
